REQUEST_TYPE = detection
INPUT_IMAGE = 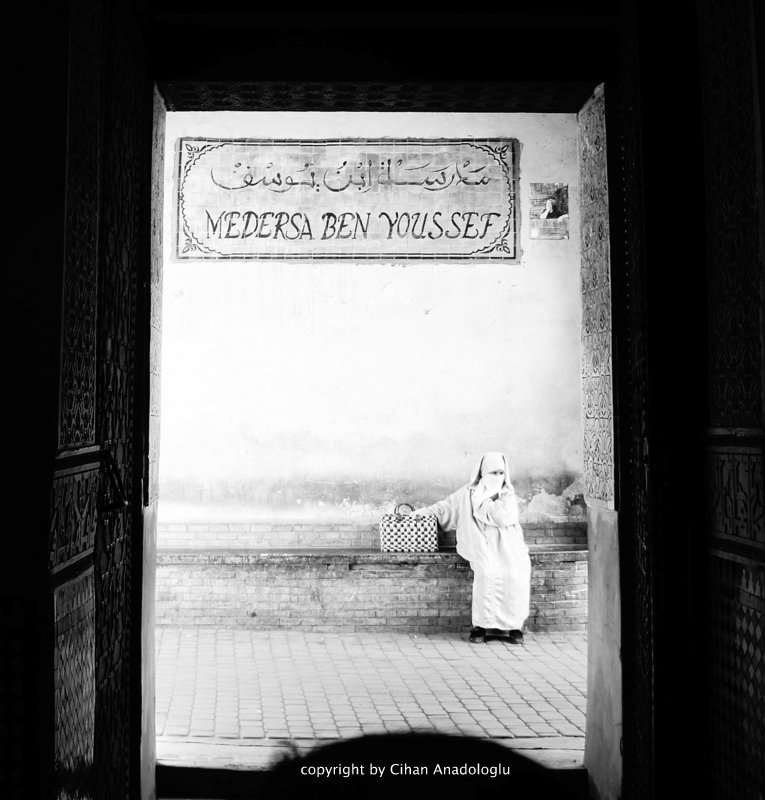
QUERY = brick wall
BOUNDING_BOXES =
[155,548,587,633]
[156,520,587,550]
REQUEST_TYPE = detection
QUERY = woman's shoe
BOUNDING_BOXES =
[508,629,524,644]
[469,626,486,643]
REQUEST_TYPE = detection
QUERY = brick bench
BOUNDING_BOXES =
[155,546,587,633]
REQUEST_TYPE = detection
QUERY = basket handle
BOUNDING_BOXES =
[394,502,415,515]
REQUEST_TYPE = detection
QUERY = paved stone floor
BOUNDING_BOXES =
[156,628,587,771]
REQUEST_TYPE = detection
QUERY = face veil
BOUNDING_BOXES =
[468,452,512,491]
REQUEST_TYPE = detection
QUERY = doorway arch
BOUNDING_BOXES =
[144,76,630,800]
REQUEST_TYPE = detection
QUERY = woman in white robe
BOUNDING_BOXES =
[415,452,531,644]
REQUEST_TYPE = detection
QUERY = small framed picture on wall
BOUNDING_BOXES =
[530,182,569,240]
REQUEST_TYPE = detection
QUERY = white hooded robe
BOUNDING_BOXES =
[417,454,531,631]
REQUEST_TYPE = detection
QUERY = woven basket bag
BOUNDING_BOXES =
[379,503,438,553]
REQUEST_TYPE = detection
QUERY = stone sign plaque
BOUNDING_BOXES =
[176,138,518,260]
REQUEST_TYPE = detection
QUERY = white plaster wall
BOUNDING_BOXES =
[160,112,582,520]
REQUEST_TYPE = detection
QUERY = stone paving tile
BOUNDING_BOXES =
[156,628,587,758]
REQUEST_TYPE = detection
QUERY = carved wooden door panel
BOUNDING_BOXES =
[49,2,103,797]
[698,2,764,797]
[50,2,150,798]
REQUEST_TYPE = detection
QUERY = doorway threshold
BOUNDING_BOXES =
[157,733,585,770]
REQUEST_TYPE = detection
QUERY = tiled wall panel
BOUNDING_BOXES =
[578,86,614,507]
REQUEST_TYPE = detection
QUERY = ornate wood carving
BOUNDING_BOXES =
[47,5,104,799]
[613,2,655,796]
[54,569,95,800]
[49,467,99,573]
[58,0,102,452]
[708,554,764,798]
[708,446,765,551]
[578,85,615,507]
[699,3,764,797]
[158,80,594,113]
[91,2,147,797]
[699,0,763,430]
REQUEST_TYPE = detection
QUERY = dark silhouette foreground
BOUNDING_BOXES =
[260,731,585,799]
